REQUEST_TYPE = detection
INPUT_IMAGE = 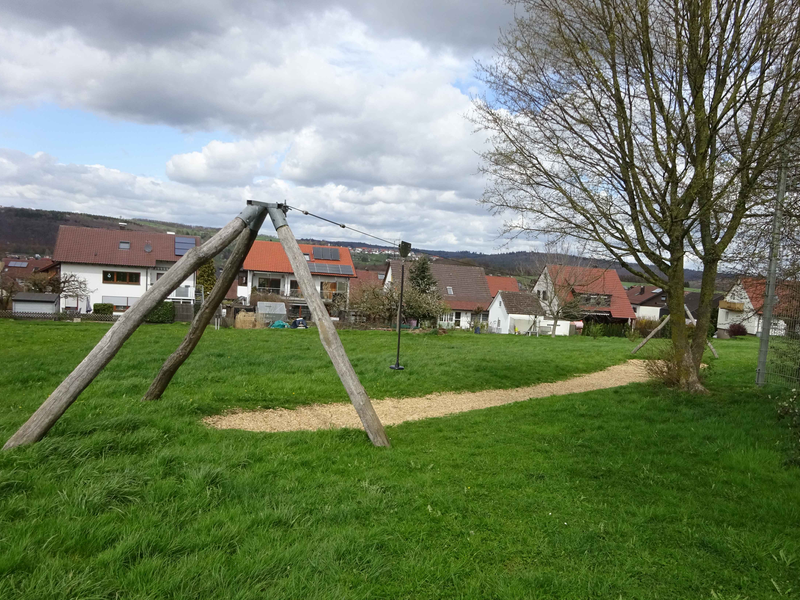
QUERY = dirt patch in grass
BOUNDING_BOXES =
[204,360,650,433]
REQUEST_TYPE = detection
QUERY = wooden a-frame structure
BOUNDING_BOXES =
[3,202,390,450]
[631,304,718,359]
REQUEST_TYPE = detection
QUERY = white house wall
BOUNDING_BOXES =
[633,305,661,320]
[60,263,195,314]
[12,300,58,314]
[242,270,351,304]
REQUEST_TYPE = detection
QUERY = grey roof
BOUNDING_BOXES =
[387,259,493,311]
[13,292,60,302]
[497,291,544,315]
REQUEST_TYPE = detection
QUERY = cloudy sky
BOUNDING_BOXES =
[0,0,523,252]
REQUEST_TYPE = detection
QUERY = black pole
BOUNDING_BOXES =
[390,260,405,370]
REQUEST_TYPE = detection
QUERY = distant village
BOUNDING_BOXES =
[1,221,786,339]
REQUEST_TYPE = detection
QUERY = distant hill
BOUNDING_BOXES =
[2,206,712,286]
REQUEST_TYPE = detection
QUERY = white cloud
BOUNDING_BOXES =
[0,2,517,251]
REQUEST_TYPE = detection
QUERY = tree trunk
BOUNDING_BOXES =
[667,256,707,393]
[268,208,391,447]
[3,211,258,450]
[550,314,559,337]
[690,259,719,373]
[142,209,266,401]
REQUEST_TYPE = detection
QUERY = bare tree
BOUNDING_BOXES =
[474,0,800,391]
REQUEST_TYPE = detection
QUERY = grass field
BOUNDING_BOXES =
[1,321,799,598]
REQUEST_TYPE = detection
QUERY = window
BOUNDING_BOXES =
[542,290,548,301]
[257,277,282,293]
[303,254,310,261]
[238,271,247,286]
[103,270,140,284]
[119,241,130,250]
[446,286,454,295]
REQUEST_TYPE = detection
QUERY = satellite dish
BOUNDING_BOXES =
[144,243,153,253]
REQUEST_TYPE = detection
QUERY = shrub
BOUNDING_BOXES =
[643,343,706,389]
[777,389,800,465]
[729,323,748,337]
[585,322,605,339]
[634,318,660,338]
[625,327,641,342]
[145,301,175,324]
[93,303,113,315]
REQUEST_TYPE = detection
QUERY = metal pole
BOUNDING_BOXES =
[391,260,405,370]
[756,158,788,386]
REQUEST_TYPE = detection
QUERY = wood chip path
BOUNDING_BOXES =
[205,360,651,434]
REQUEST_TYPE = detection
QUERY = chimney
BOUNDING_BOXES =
[639,286,645,295]
[119,222,127,230]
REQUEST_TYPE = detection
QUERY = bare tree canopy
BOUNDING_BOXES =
[474,0,800,390]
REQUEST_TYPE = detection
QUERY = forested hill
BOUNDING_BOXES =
[1,206,707,285]
[0,206,220,256]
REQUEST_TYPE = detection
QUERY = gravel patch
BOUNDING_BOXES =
[204,360,650,433]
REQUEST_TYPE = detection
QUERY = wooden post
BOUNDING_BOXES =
[264,203,391,447]
[631,314,670,354]
[3,206,264,451]
[142,206,267,401]
[684,304,719,359]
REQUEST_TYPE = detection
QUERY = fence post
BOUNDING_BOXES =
[756,157,787,386]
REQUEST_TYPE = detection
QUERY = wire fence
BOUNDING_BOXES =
[0,310,119,322]
[763,290,800,387]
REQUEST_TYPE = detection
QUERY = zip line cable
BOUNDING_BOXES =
[280,202,497,272]
[282,203,402,248]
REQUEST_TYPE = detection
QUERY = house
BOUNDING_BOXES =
[11,292,60,314]
[684,291,724,322]
[239,241,357,318]
[625,285,669,320]
[350,269,383,296]
[2,256,56,286]
[384,260,493,329]
[716,277,799,335]
[486,275,520,298]
[532,265,635,335]
[52,226,200,314]
[487,291,545,334]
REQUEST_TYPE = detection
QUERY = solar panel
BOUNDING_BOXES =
[174,236,196,256]
[8,261,28,267]
[312,247,341,261]
[340,265,354,275]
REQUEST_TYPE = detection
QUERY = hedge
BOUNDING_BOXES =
[145,301,175,323]
[93,303,113,315]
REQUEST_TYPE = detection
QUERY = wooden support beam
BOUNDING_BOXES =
[684,304,719,359]
[142,206,267,401]
[265,203,391,447]
[631,314,670,354]
[3,206,263,451]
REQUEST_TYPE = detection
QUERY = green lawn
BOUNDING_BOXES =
[1,322,798,599]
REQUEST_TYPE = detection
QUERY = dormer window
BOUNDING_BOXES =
[119,241,130,250]
[446,286,454,295]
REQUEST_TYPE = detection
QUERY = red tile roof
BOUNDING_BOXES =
[52,226,200,267]
[740,277,800,317]
[486,275,520,297]
[2,257,56,279]
[388,260,493,311]
[625,284,665,305]
[351,269,382,292]
[243,241,356,277]
[547,265,636,319]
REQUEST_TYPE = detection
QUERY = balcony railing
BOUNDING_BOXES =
[255,287,283,296]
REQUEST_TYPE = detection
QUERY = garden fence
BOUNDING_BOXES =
[761,290,800,387]
[0,311,118,322]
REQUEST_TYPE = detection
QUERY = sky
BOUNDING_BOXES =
[0,0,524,252]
